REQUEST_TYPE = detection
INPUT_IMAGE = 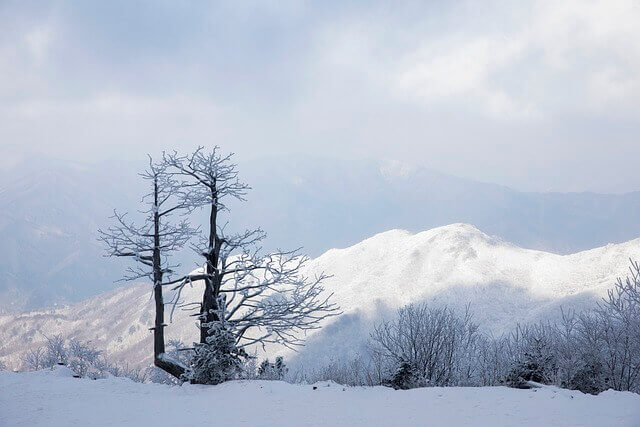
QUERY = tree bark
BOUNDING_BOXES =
[200,187,221,344]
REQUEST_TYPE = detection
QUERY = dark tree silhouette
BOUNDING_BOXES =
[164,147,339,354]
[99,157,196,378]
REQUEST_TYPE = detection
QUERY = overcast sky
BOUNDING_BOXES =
[1,1,640,193]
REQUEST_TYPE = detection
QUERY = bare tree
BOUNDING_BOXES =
[164,147,339,356]
[22,346,46,371]
[613,259,640,307]
[99,156,196,379]
[42,334,68,366]
[594,258,640,392]
[370,303,480,388]
[474,334,512,386]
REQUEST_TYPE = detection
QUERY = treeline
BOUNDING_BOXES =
[13,259,639,395]
[294,260,640,394]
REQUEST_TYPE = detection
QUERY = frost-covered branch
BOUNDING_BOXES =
[165,146,339,366]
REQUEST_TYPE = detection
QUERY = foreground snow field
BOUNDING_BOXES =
[1,368,639,427]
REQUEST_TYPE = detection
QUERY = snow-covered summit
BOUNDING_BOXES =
[312,222,637,312]
[332,223,501,252]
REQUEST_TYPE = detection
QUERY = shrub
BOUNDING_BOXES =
[386,362,421,390]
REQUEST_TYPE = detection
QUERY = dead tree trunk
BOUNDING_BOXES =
[151,177,186,378]
[200,188,222,344]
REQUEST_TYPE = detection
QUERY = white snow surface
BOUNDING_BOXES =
[1,223,639,370]
[1,367,639,427]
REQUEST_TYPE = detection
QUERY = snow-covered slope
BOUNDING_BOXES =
[1,223,638,371]
[2,367,639,427]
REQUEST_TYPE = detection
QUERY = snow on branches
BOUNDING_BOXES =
[101,147,339,382]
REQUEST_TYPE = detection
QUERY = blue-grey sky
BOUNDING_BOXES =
[1,1,640,193]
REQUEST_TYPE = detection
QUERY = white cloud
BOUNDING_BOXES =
[379,0,640,120]
[588,67,640,114]
[4,92,220,119]
[393,37,537,119]
[1,1,640,192]
[25,25,53,66]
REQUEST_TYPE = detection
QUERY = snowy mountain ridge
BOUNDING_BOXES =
[1,223,639,371]
[5,155,640,312]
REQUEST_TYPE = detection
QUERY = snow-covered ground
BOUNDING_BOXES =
[1,367,639,427]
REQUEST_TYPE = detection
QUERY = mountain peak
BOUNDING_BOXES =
[418,223,503,246]
[324,223,501,259]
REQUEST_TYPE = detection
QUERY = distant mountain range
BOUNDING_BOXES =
[1,223,638,371]
[1,154,640,311]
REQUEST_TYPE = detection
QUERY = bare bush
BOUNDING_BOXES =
[293,354,383,387]
[20,335,148,383]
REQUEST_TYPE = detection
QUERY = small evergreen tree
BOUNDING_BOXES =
[567,352,607,395]
[387,362,420,390]
[258,359,271,378]
[274,357,287,379]
[258,356,288,380]
[188,321,248,385]
[505,335,557,388]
